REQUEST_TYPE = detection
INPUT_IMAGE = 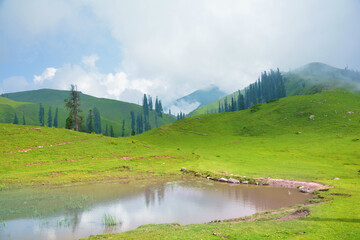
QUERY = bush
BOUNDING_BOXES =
[250,104,261,113]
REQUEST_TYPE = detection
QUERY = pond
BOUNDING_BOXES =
[0,177,311,240]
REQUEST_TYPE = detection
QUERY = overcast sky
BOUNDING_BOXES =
[1,0,359,106]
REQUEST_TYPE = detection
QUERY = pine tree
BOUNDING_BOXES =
[47,107,52,127]
[53,108,58,128]
[13,113,18,124]
[237,91,245,110]
[104,124,109,136]
[87,109,94,133]
[65,114,74,129]
[148,95,153,111]
[64,84,81,131]
[39,104,44,126]
[22,114,26,125]
[110,125,114,137]
[93,107,101,134]
[121,120,125,137]
[130,111,135,134]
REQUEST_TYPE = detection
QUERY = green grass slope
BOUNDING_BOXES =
[189,62,360,117]
[0,89,359,239]
[1,89,175,136]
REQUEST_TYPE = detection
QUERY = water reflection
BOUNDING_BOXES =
[0,178,310,240]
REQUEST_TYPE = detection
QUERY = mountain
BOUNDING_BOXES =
[189,62,360,117]
[167,85,226,114]
[0,89,175,136]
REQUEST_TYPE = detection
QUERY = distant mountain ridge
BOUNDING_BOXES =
[168,85,227,114]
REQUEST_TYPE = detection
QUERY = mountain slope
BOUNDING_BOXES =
[0,89,175,136]
[189,62,360,117]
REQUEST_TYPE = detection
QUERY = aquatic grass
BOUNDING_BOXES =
[103,214,121,226]
[56,215,75,228]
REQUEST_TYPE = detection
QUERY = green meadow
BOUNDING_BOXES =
[1,89,359,239]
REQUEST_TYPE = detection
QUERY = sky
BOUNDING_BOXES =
[1,0,359,109]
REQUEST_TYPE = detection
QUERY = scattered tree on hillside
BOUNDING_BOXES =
[121,120,125,137]
[104,124,109,136]
[39,104,44,126]
[155,97,163,117]
[130,111,135,135]
[22,115,26,125]
[110,125,114,137]
[87,109,94,133]
[177,112,186,120]
[53,108,58,128]
[93,107,101,134]
[64,85,81,131]
[65,114,74,129]
[136,113,143,134]
[13,113,18,124]
[47,107,52,127]
[148,95,153,111]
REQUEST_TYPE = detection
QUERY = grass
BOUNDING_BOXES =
[103,214,121,226]
[0,89,360,239]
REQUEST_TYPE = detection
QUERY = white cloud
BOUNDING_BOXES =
[82,54,99,69]
[0,76,31,94]
[1,0,360,109]
[34,67,57,84]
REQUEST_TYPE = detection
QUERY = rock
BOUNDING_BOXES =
[347,111,354,114]
[299,187,310,193]
[309,115,315,120]
[218,177,228,182]
[181,167,186,172]
[242,181,249,184]
[227,178,240,184]
[332,177,340,180]
[213,233,220,236]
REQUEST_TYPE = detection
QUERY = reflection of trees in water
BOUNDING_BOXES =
[144,183,167,208]
[71,211,80,234]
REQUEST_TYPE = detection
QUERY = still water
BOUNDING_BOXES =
[0,177,310,240]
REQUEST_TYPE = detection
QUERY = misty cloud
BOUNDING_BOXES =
[1,0,359,107]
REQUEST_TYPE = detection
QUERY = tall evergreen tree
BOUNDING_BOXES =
[130,111,135,135]
[13,113,18,124]
[93,107,101,134]
[87,109,94,133]
[121,120,125,137]
[39,104,44,126]
[110,125,114,137]
[104,124,109,136]
[237,91,245,110]
[148,95,153,111]
[53,108,58,128]
[22,114,26,125]
[64,84,81,131]
[47,107,52,127]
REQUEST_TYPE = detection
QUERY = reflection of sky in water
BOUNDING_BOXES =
[0,179,310,240]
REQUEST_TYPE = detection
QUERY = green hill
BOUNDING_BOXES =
[1,89,359,239]
[0,89,175,136]
[189,62,360,117]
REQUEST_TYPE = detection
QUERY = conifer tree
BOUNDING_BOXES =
[87,109,94,133]
[64,84,81,131]
[130,111,135,134]
[47,107,52,127]
[104,124,109,136]
[53,108,58,128]
[121,120,125,137]
[39,104,44,126]
[22,114,26,125]
[93,107,101,134]
[110,125,114,137]
[13,113,18,124]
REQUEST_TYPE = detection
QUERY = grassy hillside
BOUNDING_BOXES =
[189,62,360,117]
[1,89,359,239]
[1,89,175,136]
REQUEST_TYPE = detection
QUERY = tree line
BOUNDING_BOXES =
[209,68,286,114]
